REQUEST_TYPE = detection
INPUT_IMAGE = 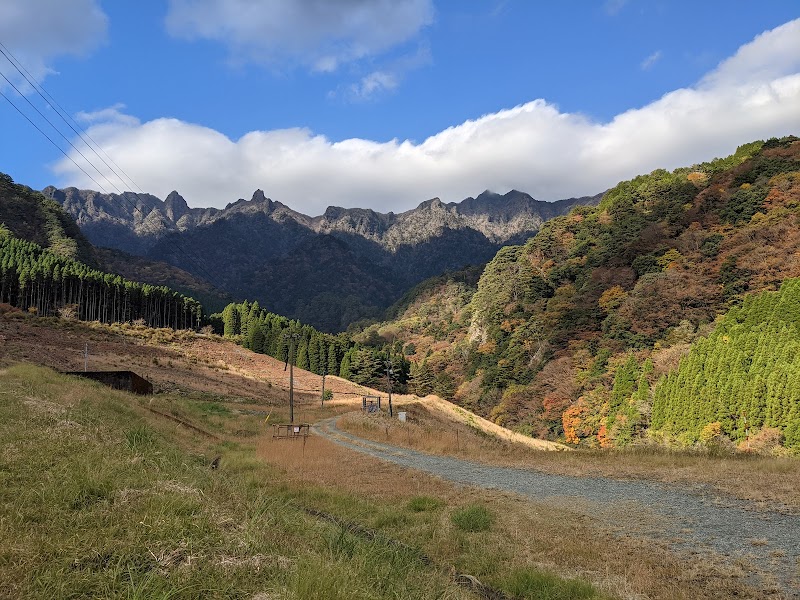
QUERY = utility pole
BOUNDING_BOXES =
[385,360,394,418]
[320,366,327,408]
[283,331,300,423]
[84,343,88,372]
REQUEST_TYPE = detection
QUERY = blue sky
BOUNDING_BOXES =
[1,1,799,215]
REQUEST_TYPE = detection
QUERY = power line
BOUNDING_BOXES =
[0,88,112,195]
[0,69,121,194]
[0,44,226,294]
[0,41,142,194]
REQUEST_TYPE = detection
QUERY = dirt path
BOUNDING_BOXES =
[315,417,800,597]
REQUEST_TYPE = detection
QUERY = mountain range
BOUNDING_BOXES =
[5,135,799,453]
[44,186,601,330]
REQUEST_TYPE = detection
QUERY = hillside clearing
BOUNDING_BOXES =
[1,316,795,597]
[3,314,799,511]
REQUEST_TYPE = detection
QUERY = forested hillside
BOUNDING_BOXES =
[0,173,97,266]
[215,301,410,391]
[96,247,233,314]
[0,227,203,329]
[0,172,229,312]
[358,136,800,450]
[653,279,800,449]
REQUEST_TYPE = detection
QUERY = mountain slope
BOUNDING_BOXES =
[95,248,233,314]
[0,172,227,312]
[47,186,599,331]
[1,173,97,266]
[652,278,800,449]
[362,136,800,449]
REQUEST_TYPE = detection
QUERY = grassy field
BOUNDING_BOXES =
[0,364,617,600]
[0,315,790,598]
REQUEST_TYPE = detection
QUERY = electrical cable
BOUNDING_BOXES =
[0,42,142,194]
[0,88,112,195]
[0,70,122,193]
[0,44,226,293]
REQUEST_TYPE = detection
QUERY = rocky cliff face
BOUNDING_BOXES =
[47,185,601,331]
[42,186,220,254]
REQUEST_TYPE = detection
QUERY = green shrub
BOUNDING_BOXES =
[504,567,604,599]
[451,505,494,532]
[406,496,443,513]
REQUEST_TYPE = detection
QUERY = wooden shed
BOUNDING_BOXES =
[66,371,154,395]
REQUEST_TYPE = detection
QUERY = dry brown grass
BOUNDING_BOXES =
[338,403,800,513]
[0,312,783,598]
[4,314,799,509]
[257,432,762,600]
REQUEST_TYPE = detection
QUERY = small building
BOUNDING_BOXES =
[66,371,153,395]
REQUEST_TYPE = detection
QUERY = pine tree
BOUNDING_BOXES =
[328,342,340,376]
[409,361,435,396]
[339,349,354,379]
[296,341,309,370]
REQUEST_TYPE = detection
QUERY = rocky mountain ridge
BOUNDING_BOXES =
[44,185,601,331]
[45,186,601,253]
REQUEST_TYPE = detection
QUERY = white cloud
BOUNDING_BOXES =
[640,50,662,70]
[54,19,800,216]
[346,70,399,101]
[701,18,800,88]
[333,43,431,102]
[75,104,139,127]
[164,0,434,71]
[0,0,107,86]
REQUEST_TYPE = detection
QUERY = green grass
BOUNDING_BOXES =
[504,567,603,600]
[406,496,443,513]
[451,505,494,532]
[195,401,232,417]
[0,362,616,600]
[0,364,462,599]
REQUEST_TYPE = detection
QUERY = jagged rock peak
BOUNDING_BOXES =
[251,189,268,203]
[164,191,189,222]
[165,190,187,206]
[416,197,444,210]
[322,206,346,219]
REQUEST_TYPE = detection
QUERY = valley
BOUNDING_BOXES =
[2,137,800,599]
[2,5,800,598]
[45,185,600,331]
[2,313,799,598]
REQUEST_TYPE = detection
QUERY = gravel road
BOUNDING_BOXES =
[314,417,800,597]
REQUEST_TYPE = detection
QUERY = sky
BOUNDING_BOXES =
[0,0,799,216]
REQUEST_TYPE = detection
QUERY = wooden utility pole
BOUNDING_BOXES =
[386,360,394,418]
[321,366,327,407]
[84,343,88,372]
[283,332,300,423]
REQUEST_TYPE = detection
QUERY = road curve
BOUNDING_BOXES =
[314,417,800,596]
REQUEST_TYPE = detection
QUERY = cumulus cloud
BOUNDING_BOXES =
[0,0,107,86]
[701,18,800,88]
[164,0,434,72]
[54,19,800,216]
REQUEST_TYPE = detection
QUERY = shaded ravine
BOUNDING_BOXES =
[314,417,800,596]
